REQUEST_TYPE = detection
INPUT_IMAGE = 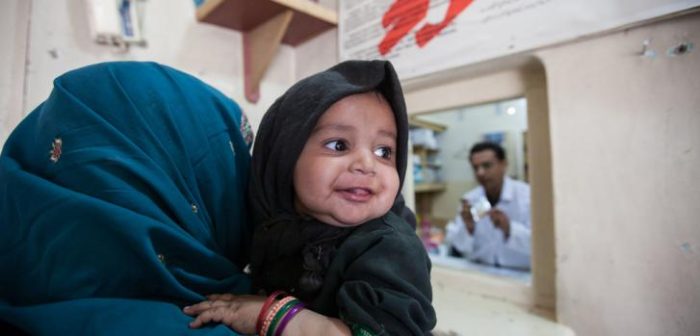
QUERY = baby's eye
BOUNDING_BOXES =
[324,140,348,152]
[374,146,393,160]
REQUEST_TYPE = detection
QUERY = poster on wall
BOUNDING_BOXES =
[339,0,700,80]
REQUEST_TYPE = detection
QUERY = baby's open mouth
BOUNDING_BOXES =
[338,187,374,201]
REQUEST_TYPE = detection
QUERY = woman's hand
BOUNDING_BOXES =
[183,293,265,334]
[184,293,352,336]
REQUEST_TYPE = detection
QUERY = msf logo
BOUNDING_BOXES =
[378,0,474,55]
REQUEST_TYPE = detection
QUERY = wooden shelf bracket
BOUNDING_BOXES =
[196,0,338,104]
[243,10,294,103]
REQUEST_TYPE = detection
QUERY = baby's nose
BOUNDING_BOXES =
[350,149,376,174]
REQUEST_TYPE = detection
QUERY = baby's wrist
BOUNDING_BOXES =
[256,292,306,336]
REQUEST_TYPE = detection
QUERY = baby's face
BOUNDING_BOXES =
[293,92,400,227]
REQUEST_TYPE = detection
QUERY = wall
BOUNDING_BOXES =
[294,0,338,81]
[405,9,700,336]
[0,0,30,144]
[538,11,700,336]
[523,61,557,314]
[0,0,319,145]
[295,28,338,81]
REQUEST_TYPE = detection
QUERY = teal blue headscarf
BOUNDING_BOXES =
[0,62,253,335]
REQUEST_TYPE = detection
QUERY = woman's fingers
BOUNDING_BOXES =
[183,299,234,315]
[188,306,225,328]
[188,305,240,329]
[183,295,263,333]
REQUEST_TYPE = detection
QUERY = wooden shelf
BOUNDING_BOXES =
[413,145,439,154]
[197,0,337,46]
[415,183,447,193]
[411,119,447,216]
[409,117,447,132]
[196,0,337,103]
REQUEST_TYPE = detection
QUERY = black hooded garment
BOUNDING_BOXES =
[248,60,436,335]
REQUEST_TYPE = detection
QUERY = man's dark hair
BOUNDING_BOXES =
[469,141,506,161]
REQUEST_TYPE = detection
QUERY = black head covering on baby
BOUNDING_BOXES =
[249,60,410,301]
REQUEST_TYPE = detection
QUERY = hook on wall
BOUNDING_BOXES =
[638,39,656,58]
[667,42,694,56]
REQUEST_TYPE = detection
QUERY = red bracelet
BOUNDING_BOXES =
[256,290,286,332]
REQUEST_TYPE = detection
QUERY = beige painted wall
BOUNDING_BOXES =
[523,62,557,313]
[295,28,338,81]
[404,9,700,336]
[0,0,334,144]
[0,0,30,144]
[537,12,700,336]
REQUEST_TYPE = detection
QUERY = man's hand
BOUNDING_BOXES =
[489,209,511,240]
[460,199,475,234]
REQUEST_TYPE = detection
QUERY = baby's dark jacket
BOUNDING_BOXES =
[310,212,437,335]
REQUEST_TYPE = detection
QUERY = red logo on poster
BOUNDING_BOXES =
[378,0,474,55]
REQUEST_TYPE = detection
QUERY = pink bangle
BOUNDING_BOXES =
[274,302,305,336]
[256,291,286,333]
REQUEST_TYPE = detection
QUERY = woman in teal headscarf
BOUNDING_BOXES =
[0,62,254,334]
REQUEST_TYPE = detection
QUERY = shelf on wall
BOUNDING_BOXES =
[197,0,337,46]
[413,145,440,155]
[411,117,447,216]
[415,183,447,193]
[409,117,447,132]
[196,0,337,103]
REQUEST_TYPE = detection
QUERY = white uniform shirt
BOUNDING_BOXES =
[445,177,531,269]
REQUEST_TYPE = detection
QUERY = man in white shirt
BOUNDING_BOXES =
[445,142,531,269]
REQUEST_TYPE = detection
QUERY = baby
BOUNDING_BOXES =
[184,60,436,335]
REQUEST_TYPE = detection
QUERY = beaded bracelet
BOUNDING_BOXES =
[259,296,296,336]
[273,302,305,336]
[256,290,286,332]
